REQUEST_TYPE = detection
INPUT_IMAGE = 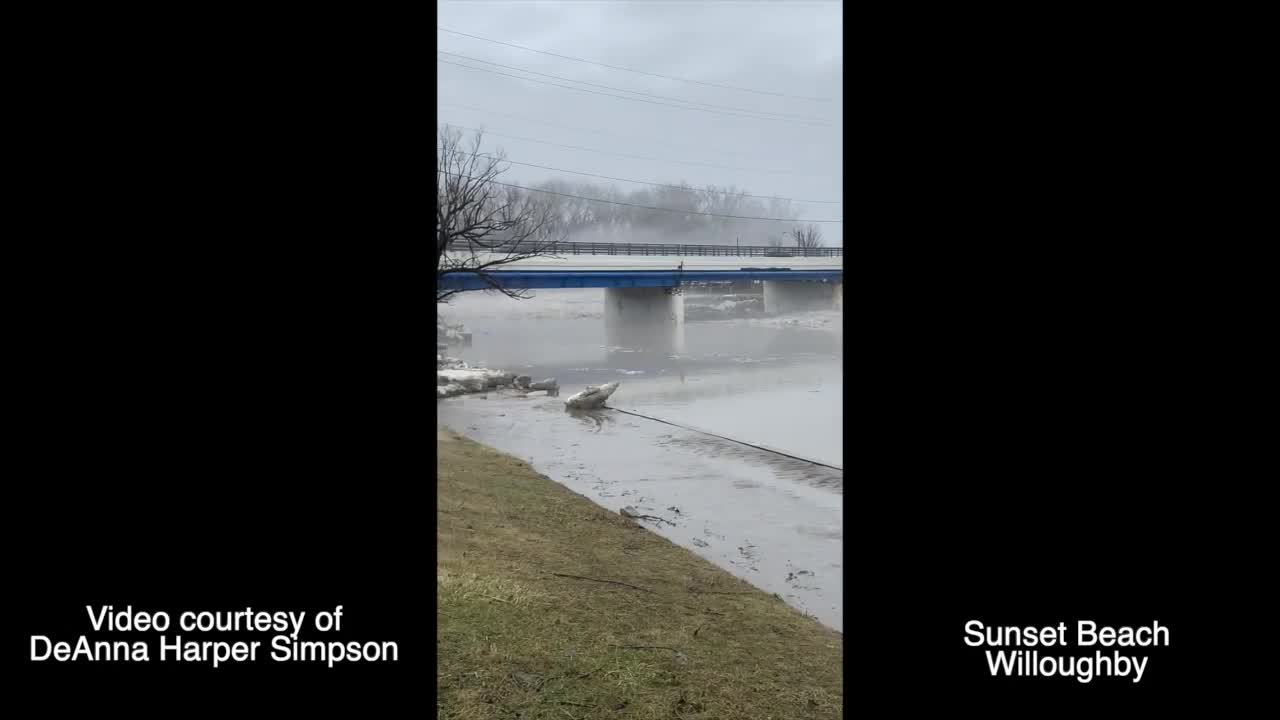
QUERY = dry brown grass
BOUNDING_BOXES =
[437,428,843,719]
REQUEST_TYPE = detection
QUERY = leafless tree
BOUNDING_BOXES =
[436,125,565,302]
[790,224,825,252]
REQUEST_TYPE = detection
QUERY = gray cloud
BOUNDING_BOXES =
[438,0,843,245]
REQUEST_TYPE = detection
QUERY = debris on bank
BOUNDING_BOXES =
[438,368,516,396]
[524,377,560,396]
[437,354,470,370]
[436,364,560,400]
[434,314,562,399]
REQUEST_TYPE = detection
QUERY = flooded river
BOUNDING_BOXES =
[438,289,843,630]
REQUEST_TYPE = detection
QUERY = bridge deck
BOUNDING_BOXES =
[438,250,843,290]
[482,254,841,271]
[439,269,841,290]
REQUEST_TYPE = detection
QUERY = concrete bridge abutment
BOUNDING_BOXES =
[603,287,685,353]
[763,280,842,315]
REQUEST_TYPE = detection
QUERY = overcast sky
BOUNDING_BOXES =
[437,1,843,245]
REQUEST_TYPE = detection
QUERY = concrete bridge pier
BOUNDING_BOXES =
[604,287,685,353]
[763,280,840,315]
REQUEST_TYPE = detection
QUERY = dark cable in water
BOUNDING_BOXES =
[606,406,843,472]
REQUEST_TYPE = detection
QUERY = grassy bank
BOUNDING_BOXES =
[437,428,843,719]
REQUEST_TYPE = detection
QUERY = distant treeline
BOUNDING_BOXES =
[518,179,803,245]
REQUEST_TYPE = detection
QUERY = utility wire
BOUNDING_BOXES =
[438,51,830,123]
[438,26,835,103]
[438,58,831,127]
[608,407,843,471]
[439,101,758,160]
[438,121,832,177]
[436,171,843,223]
[437,147,841,204]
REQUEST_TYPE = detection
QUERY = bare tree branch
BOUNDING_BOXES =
[790,224,824,252]
[437,125,567,302]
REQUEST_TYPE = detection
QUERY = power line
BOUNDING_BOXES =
[438,101,758,161]
[609,407,843,471]
[438,57,830,127]
[438,26,835,103]
[437,51,830,123]
[438,121,832,177]
[438,58,831,128]
[438,147,841,204]
[436,171,843,223]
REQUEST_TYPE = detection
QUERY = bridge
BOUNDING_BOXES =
[439,241,843,352]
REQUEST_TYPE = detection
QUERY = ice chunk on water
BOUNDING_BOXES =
[564,381,620,409]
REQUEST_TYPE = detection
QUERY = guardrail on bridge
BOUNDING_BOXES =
[446,240,842,258]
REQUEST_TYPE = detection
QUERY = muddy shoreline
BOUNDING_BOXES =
[439,391,844,631]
